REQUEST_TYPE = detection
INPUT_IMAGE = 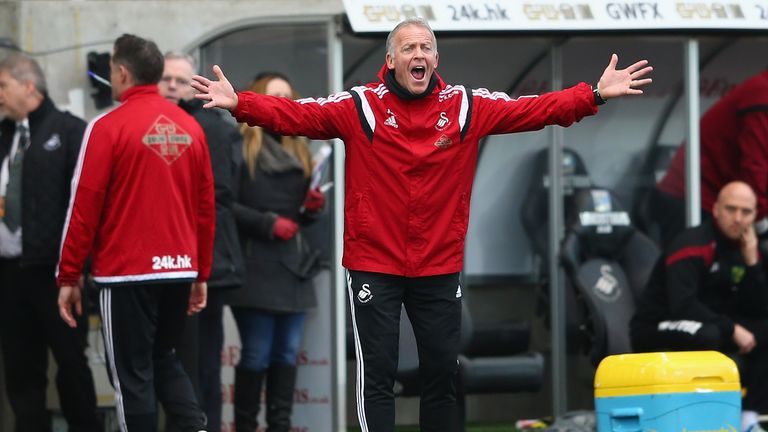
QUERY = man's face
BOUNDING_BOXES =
[714,187,757,240]
[385,24,438,95]
[158,58,195,104]
[265,78,292,98]
[0,69,33,121]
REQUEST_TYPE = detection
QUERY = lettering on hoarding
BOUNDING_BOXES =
[221,347,328,368]
[363,4,436,22]
[700,77,737,98]
[294,388,331,404]
[448,3,510,21]
[757,4,768,19]
[606,2,663,19]
[676,3,745,19]
[523,3,594,20]
[296,350,330,366]
[221,345,241,367]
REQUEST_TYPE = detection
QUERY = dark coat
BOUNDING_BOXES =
[179,98,245,289]
[0,96,84,266]
[225,134,318,312]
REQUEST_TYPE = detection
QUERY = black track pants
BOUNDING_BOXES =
[347,270,462,432]
[99,283,206,432]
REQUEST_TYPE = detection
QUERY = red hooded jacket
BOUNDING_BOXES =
[233,66,597,277]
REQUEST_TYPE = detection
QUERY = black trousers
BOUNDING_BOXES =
[347,270,462,432]
[172,290,226,432]
[0,259,101,432]
[632,317,768,413]
[99,283,206,432]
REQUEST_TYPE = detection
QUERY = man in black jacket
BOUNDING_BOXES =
[0,54,101,431]
[159,51,245,432]
[631,181,768,427]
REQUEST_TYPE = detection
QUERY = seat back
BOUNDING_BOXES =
[520,147,592,262]
[632,143,680,245]
[520,148,594,353]
[561,188,660,365]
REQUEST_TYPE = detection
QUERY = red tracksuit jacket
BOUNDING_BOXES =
[234,65,597,277]
[659,71,768,218]
[56,85,215,286]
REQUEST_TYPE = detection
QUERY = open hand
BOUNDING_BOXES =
[191,65,238,111]
[597,54,653,100]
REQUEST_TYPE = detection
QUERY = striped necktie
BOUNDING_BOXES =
[3,124,28,232]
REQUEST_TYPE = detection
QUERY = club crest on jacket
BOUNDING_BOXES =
[434,134,452,149]
[142,115,193,164]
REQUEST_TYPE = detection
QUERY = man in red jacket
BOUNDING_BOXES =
[192,18,652,432]
[57,34,215,432]
[653,71,768,246]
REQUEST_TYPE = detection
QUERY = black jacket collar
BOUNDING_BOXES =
[385,69,438,100]
[178,97,204,114]
[1,94,56,137]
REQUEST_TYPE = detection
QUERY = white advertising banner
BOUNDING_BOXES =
[342,0,768,32]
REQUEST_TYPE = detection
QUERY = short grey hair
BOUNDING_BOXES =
[0,53,47,94]
[163,50,197,73]
[385,17,437,57]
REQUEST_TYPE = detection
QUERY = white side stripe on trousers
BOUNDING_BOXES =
[100,288,128,432]
[346,270,370,432]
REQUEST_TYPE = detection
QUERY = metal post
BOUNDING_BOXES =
[684,38,701,227]
[328,16,347,432]
[549,43,567,417]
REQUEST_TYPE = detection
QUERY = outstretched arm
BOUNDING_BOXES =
[191,65,239,111]
[596,54,653,100]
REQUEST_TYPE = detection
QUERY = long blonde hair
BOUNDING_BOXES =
[241,73,312,179]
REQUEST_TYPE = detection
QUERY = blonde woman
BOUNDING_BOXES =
[226,72,325,432]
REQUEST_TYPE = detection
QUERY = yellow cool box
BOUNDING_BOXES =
[594,351,741,432]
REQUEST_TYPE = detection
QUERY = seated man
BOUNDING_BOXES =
[631,181,768,431]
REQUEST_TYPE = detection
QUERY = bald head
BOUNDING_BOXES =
[717,181,757,207]
[713,181,757,240]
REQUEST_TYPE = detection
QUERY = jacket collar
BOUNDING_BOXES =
[377,64,444,100]
[28,95,56,129]
[178,97,204,114]
[0,94,56,140]
[119,84,160,103]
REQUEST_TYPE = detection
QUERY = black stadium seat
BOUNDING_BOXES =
[560,188,660,365]
[520,147,594,354]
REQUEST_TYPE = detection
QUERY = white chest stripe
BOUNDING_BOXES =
[458,85,469,132]
[352,87,376,135]
[473,88,539,102]
[297,91,351,106]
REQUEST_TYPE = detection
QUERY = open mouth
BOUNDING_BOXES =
[410,66,426,80]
